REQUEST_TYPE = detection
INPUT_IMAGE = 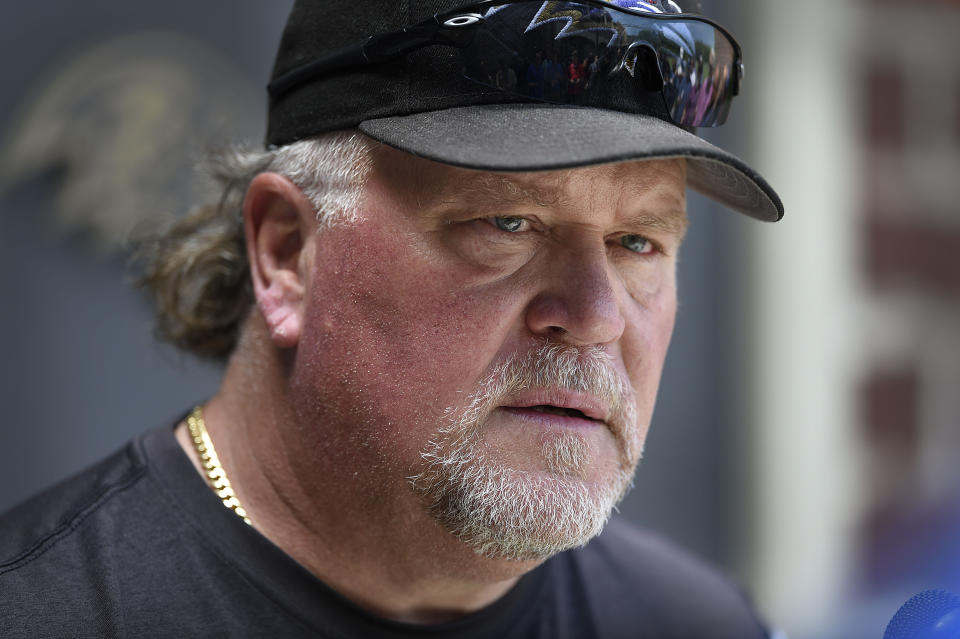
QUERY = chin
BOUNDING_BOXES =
[411,447,635,562]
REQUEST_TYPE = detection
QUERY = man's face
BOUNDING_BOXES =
[287,146,687,561]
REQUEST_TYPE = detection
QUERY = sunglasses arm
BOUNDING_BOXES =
[267,39,372,97]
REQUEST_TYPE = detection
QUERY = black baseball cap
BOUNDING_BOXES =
[266,0,783,221]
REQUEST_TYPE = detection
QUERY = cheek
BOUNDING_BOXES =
[291,222,513,458]
[621,281,678,427]
[614,255,671,301]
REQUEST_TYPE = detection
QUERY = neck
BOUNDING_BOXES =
[175,314,533,624]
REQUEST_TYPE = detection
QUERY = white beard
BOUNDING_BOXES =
[409,342,642,561]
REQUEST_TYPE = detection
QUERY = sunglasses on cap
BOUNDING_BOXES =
[269,0,744,128]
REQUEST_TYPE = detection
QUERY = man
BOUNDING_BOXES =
[0,1,783,637]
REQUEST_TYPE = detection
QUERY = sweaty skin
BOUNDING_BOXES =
[176,148,688,623]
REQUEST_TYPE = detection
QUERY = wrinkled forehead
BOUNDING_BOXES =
[370,144,688,219]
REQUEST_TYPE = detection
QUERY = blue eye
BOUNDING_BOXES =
[492,216,525,232]
[621,234,653,254]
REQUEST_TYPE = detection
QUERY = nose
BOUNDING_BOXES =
[524,244,626,346]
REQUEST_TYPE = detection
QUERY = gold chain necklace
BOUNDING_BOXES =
[186,406,252,526]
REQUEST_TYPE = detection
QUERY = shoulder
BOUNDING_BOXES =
[0,438,146,567]
[0,432,155,637]
[553,518,770,638]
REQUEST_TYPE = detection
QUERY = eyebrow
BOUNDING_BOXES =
[621,211,689,239]
[434,173,564,210]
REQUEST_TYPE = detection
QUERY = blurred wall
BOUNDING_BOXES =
[852,0,960,626]
[735,0,960,637]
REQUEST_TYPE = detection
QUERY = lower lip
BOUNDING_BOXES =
[500,407,603,430]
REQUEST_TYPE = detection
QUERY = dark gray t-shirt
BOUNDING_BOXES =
[0,420,769,638]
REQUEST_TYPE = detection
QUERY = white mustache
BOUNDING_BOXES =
[442,340,640,469]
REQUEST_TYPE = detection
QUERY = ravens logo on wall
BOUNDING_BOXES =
[0,31,260,253]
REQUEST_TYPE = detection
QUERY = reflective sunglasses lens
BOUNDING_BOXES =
[457,2,738,127]
[655,19,736,126]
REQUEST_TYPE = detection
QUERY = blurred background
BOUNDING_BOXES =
[1,1,957,637]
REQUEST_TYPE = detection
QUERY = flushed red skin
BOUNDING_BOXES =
[284,150,686,505]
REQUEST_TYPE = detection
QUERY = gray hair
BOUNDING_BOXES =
[135,131,373,361]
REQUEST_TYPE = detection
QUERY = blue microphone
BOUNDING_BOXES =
[884,590,960,639]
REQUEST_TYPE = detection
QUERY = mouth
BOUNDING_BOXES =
[499,390,610,427]
[500,405,605,432]
[522,405,599,421]
[500,393,607,429]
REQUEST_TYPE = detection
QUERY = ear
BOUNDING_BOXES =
[243,172,316,349]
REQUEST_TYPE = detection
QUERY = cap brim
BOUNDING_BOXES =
[359,104,782,222]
